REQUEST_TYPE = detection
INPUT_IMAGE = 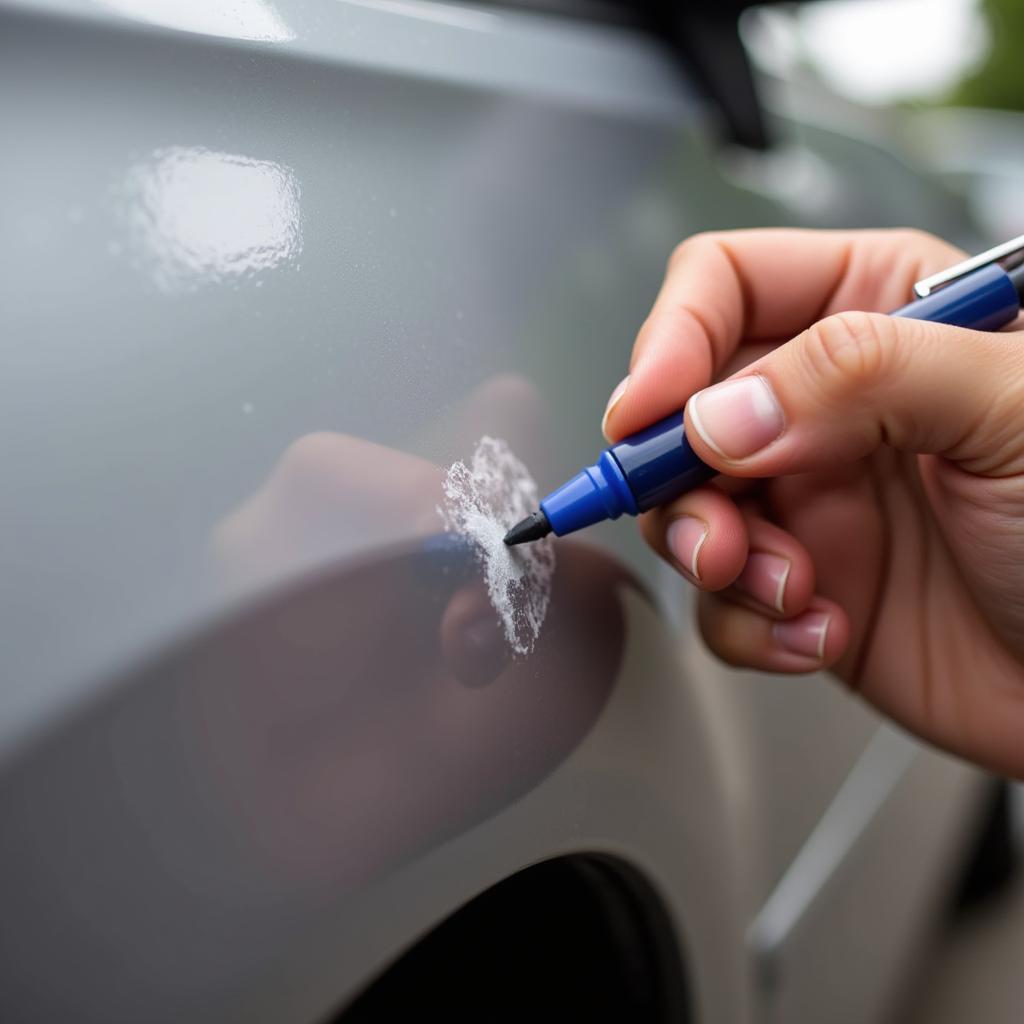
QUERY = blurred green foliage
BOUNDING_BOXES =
[949,0,1024,110]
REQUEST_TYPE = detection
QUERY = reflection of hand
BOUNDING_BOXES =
[195,535,631,888]
[214,372,553,684]
[201,375,638,887]
[607,228,1024,778]
[213,371,550,597]
[214,432,443,588]
[216,430,515,686]
[201,429,633,885]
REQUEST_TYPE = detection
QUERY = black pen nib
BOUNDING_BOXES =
[503,510,552,547]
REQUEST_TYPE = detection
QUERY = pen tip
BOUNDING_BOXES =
[503,510,553,547]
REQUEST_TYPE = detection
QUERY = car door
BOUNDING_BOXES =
[0,2,982,1022]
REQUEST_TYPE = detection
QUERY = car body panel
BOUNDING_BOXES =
[0,2,984,1021]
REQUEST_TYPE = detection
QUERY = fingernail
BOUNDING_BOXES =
[773,611,830,660]
[687,374,784,460]
[735,552,791,613]
[602,375,630,441]
[666,515,708,580]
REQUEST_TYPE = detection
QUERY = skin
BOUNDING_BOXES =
[603,228,1024,780]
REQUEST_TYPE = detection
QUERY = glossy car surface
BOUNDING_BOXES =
[0,2,986,1021]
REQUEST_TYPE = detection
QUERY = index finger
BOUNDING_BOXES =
[604,228,963,441]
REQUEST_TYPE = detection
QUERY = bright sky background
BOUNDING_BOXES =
[744,0,989,105]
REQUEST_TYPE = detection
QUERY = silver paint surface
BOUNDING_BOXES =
[0,2,984,1022]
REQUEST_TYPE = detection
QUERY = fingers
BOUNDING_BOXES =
[698,594,850,673]
[684,312,1024,480]
[648,498,814,609]
[728,516,816,618]
[604,228,963,441]
[640,485,747,589]
[648,491,844,672]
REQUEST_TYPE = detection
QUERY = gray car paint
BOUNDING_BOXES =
[0,2,984,1022]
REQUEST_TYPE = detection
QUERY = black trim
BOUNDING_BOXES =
[470,0,775,149]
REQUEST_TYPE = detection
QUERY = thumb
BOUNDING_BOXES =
[684,311,1024,478]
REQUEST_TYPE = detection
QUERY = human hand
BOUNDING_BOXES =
[604,228,1024,778]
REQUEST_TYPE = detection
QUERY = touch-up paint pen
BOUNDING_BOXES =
[504,235,1024,547]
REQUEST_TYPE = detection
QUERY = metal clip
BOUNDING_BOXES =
[913,234,1024,298]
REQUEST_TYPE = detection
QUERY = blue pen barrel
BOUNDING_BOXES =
[540,413,714,535]
[890,262,1019,330]
[540,450,637,535]
[609,412,715,512]
[535,258,1024,541]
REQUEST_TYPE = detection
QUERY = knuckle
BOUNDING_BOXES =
[667,231,722,272]
[977,349,1024,450]
[633,313,658,351]
[803,311,896,390]
[889,226,939,250]
[666,241,688,272]
[886,227,964,276]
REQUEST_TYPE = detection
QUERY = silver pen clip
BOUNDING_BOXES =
[914,233,1024,298]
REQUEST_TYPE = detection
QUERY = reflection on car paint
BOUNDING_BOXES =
[95,0,295,43]
[212,375,553,614]
[0,355,643,978]
[118,146,301,293]
[0,535,635,915]
[342,0,500,34]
